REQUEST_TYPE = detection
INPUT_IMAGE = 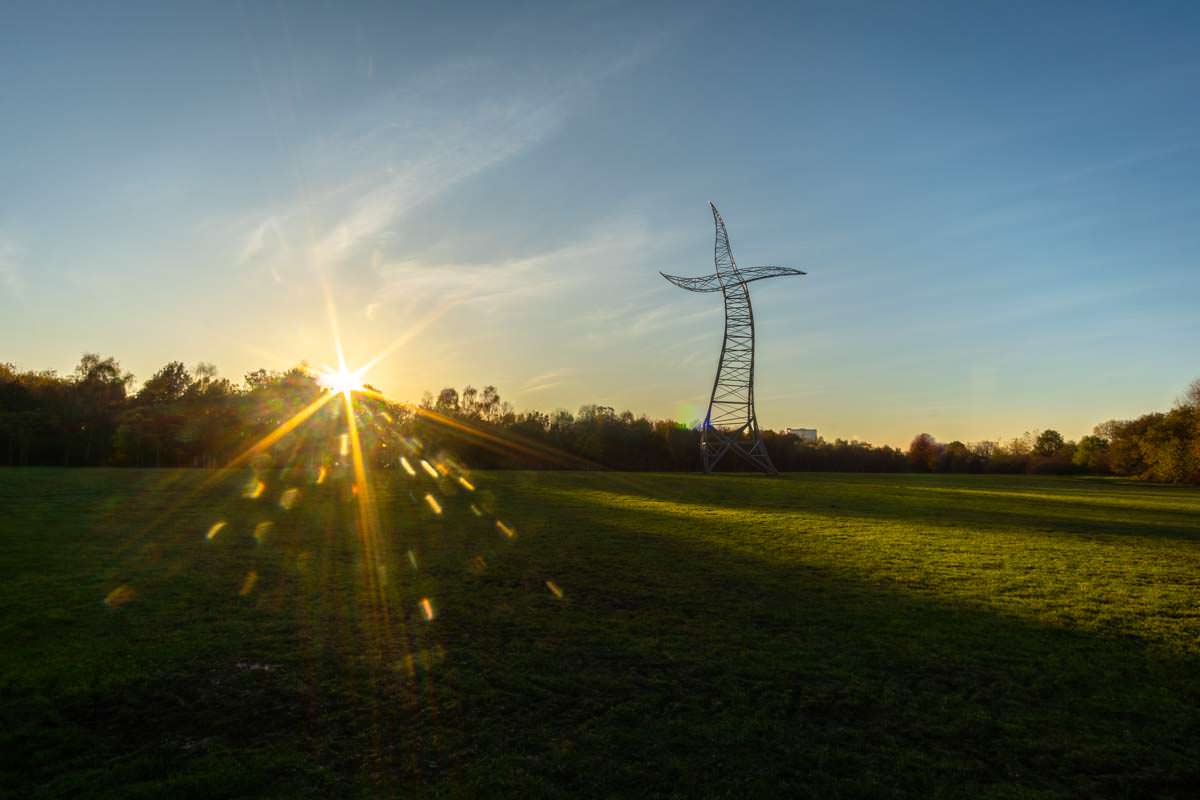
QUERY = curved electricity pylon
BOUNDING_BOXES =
[662,202,805,474]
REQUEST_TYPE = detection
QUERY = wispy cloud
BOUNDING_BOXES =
[518,367,577,395]
[370,250,563,314]
[238,216,290,283]
[368,219,656,318]
[577,301,720,350]
[233,92,564,286]
[234,28,669,293]
[310,97,564,270]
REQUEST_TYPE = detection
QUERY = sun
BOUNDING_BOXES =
[318,365,366,395]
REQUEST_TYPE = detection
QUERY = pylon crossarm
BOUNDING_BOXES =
[660,272,723,293]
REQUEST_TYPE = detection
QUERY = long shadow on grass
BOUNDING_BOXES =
[542,472,1200,545]
[413,479,1200,799]
[4,470,1199,799]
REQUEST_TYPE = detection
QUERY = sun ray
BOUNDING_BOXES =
[357,388,596,468]
[321,276,350,377]
[357,298,457,376]
[224,391,339,471]
[114,389,339,557]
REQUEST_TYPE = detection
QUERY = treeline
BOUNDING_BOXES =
[903,378,1200,484]
[418,387,909,473]
[0,356,329,468]
[1,355,1198,483]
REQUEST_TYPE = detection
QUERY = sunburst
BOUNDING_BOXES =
[317,365,367,396]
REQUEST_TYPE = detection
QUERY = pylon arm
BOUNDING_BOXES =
[660,272,722,292]
[660,265,806,293]
[739,265,806,281]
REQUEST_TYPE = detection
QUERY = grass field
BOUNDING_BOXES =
[2,468,1198,798]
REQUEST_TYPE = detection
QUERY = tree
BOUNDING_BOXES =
[1073,435,1110,473]
[1034,429,1065,457]
[971,440,997,459]
[244,368,273,390]
[478,386,501,421]
[139,362,192,404]
[1139,407,1197,483]
[71,353,132,465]
[1102,416,1158,477]
[907,433,939,472]
[938,440,973,473]
[460,385,479,417]
[435,387,459,414]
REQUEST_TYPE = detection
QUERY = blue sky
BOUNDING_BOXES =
[2,1,1199,445]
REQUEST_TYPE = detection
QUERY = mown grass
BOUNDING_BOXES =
[1,468,1198,798]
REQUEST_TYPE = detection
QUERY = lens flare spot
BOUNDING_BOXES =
[496,520,516,539]
[407,549,418,570]
[420,459,439,479]
[457,476,475,491]
[339,433,350,457]
[103,585,136,608]
[399,456,417,476]
[315,466,327,485]
[469,503,483,517]
[545,580,564,599]
[419,597,435,622]
[253,521,273,544]
[239,571,259,596]
[279,487,300,510]
[435,462,450,477]
[243,480,265,499]
[424,493,443,515]
[206,521,227,541]
[396,645,447,676]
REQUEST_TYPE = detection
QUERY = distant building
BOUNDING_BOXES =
[787,427,818,442]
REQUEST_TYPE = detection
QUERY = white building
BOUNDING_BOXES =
[787,427,818,442]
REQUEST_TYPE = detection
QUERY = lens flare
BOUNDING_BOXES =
[419,597,435,621]
[118,279,573,708]
[103,585,136,607]
[279,488,300,510]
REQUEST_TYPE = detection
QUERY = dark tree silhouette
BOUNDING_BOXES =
[2,356,1198,482]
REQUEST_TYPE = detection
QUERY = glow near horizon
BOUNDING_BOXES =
[2,2,1200,447]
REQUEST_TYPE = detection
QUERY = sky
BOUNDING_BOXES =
[2,1,1199,447]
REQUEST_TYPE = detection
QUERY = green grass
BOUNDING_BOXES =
[2,469,1198,798]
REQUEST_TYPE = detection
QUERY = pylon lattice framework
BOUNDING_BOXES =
[661,203,805,474]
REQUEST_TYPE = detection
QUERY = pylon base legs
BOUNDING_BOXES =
[701,428,777,474]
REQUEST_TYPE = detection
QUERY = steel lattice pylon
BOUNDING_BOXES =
[662,202,805,474]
